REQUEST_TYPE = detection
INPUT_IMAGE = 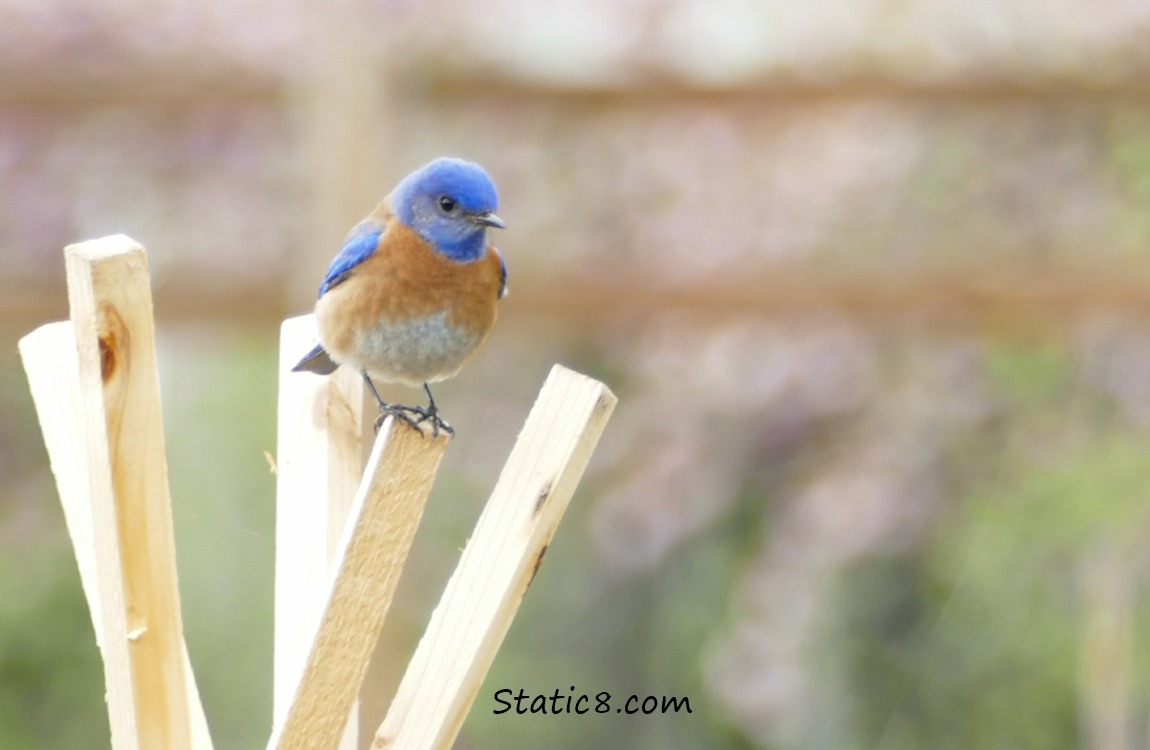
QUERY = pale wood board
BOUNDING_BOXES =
[274,314,371,748]
[268,413,448,750]
[18,323,101,638]
[19,321,213,749]
[42,234,196,749]
[372,364,616,750]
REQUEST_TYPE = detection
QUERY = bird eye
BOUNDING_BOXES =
[437,196,457,213]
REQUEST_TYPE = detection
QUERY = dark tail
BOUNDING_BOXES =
[292,343,340,375]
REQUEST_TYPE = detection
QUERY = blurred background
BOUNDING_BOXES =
[3,0,1150,748]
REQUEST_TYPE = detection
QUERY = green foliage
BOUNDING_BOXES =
[1110,132,1150,205]
[985,343,1068,406]
[0,536,107,747]
[837,385,1150,750]
[1107,122,1150,252]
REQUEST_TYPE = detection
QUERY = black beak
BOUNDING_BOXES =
[472,211,506,229]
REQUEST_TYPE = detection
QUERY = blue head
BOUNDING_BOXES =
[392,157,504,262]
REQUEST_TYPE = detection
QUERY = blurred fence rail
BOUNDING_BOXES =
[10,271,1150,337]
[5,70,1150,334]
[4,48,1150,333]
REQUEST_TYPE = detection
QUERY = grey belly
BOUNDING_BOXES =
[353,310,479,386]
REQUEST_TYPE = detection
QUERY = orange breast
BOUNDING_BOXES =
[315,221,503,381]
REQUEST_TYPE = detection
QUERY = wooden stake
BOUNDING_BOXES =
[373,364,616,750]
[274,315,372,748]
[19,320,213,749]
[18,235,195,750]
[268,416,448,750]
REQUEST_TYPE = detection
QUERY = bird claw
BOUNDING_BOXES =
[414,407,454,437]
[374,404,422,434]
[373,403,453,438]
[404,403,455,437]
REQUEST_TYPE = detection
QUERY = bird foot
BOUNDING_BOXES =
[373,404,422,434]
[373,403,453,438]
[407,403,455,437]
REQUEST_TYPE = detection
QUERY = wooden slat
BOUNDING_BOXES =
[268,417,448,750]
[19,323,101,633]
[59,235,195,750]
[273,314,371,748]
[373,364,616,750]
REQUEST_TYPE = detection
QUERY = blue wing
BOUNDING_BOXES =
[318,221,384,298]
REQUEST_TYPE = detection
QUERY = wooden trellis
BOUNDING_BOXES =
[18,234,616,750]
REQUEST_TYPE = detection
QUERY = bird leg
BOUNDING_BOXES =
[361,371,422,433]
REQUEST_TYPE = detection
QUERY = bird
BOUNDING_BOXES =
[292,156,507,436]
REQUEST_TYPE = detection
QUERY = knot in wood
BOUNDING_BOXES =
[97,305,129,383]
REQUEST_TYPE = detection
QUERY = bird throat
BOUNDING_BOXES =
[425,229,487,263]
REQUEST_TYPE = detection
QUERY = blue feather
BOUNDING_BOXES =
[318,221,383,298]
[392,158,501,263]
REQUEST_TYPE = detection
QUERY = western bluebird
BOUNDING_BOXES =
[293,157,507,436]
